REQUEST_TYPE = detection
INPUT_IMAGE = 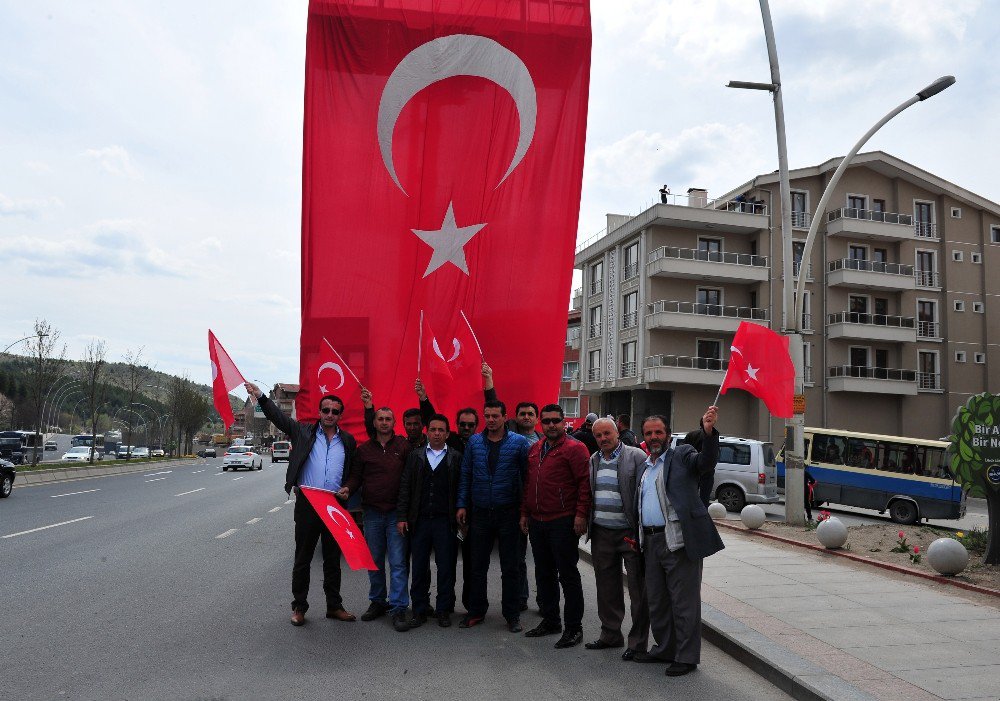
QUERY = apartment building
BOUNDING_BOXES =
[574,151,999,442]
[560,309,591,425]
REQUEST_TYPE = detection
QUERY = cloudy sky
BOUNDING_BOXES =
[1,0,996,389]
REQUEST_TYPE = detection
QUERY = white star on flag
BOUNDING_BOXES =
[319,384,328,394]
[744,364,759,381]
[411,201,487,277]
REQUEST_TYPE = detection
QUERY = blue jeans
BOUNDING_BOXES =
[364,508,409,613]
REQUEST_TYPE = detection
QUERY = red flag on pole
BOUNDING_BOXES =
[719,322,795,419]
[299,486,377,571]
[208,330,246,430]
[312,338,365,440]
[419,312,454,413]
[298,0,591,426]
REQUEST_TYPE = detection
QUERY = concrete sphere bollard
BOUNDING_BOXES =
[740,504,766,530]
[708,502,728,520]
[927,537,970,576]
[816,517,848,549]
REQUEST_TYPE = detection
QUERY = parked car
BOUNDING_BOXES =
[670,433,779,512]
[0,458,15,498]
[118,445,136,459]
[132,447,150,459]
[198,447,217,459]
[44,440,58,451]
[223,445,262,471]
[150,448,165,457]
[271,440,291,462]
[61,446,102,463]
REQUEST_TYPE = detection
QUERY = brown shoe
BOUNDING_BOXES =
[326,608,356,622]
[290,610,306,626]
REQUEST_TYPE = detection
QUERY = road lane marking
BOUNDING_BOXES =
[191,469,206,474]
[145,478,167,483]
[50,489,100,498]
[268,507,282,513]
[3,516,93,539]
[144,471,172,477]
[216,529,238,539]
[213,472,226,476]
[246,518,262,525]
[232,476,244,481]
[175,488,206,497]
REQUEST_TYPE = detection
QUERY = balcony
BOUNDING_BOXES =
[566,327,581,349]
[587,367,602,382]
[914,270,940,289]
[827,366,918,395]
[647,246,769,284]
[644,355,728,385]
[914,222,938,240]
[918,372,942,392]
[791,261,814,281]
[589,322,603,339]
[826,207,916,242]
[646,300,769,333]
[571,287,583,310]
[622,262,639,280]
[917,320,940,340]
[621,311,638,329]
[827,311,916,343]
[827,259,916,292]
[620,361,638,378]
[791,211,811,228]
[589,280,604,297]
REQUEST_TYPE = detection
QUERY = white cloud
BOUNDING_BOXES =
[81,145,142,180]
[0,192,63,217]
[24,160,52,174]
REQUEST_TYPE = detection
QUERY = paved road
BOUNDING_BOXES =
[3,459,792,701]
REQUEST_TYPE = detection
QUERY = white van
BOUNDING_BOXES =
[271,441,291,462]
[670,433,779,512]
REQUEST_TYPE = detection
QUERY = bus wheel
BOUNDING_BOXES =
[888,499,918,525]
[717,485,745,513]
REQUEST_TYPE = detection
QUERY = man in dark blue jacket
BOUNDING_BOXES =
[455,399,530,631]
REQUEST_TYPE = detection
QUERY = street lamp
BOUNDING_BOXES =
[1,333,48,355]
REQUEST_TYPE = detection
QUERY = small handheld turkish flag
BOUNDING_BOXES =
[719,322,794,418]
[314,338,364,438]
[208,330,246,430]
[419,312,454,413]
[299,486,377,571]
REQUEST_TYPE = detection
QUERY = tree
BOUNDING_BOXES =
[948,392,1000,564]
[121,348,152,461]
[81,340,108,464]
[168,375,212,455]
[25,320,66,464]
[0,392,14,430]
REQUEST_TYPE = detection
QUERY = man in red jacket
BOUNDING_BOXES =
[519,403,592,648]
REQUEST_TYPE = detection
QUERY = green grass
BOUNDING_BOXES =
[16,455,194,472]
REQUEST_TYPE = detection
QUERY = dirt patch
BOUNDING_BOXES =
[725,519,999,604]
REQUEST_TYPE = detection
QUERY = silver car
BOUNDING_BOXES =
[671,433,779,512]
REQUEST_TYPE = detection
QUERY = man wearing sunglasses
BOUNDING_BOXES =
[245,381,358,627]
[519,404,592,648]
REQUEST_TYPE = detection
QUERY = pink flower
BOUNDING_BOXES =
[898,531,905,539]
[913,546,920,554]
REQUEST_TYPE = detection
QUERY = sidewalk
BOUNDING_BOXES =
[581,530,1000,701]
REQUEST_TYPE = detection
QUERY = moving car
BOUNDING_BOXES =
[44,440,58,451]
[132,447,150,459]
[150,448,165,457]
[222,445,263,471]
[61,446,102,463]
[0,458,15,498]
[671,433,779,512]
[271,441,291,462]
[198,447,217,458]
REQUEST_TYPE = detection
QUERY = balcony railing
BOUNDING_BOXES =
[722,200,768,215]
[917,320,940,339]
[791,211,811,228]
[623,262,639,280]
[792,261,813,278]
[589,280,603,296]
[622,311,638,329]
[827,311,915,329]
[828,259,914,276]
[648,300,769,321]
[645,354,729,371]
[803,366,813,383]
[829,365,917,382]
[918,372,941,390]
[587,367,602,382]
[914,222,938,239]
[827,207,913,226]
[801,313,813,331]
[620,361,637,378]
[648,246,768,268]
[589,322,602,338]
[566,327,581,345]
[562,369,580,381]
[914,270,940,288]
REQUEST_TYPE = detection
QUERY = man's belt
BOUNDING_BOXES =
[642,525,665,535]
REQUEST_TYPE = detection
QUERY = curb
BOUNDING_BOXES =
[13,458,201,488]
[577,546,876,701]
[715,520,999,600]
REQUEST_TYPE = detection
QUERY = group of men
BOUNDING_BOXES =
[245,366,723,678]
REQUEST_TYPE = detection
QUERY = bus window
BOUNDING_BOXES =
[901,445,923,475]
[879,442,907,472]
[813,433,846,464]
[925,447,949,479]
[846,438,876,468]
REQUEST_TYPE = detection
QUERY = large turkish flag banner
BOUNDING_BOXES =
[297,0,591,436]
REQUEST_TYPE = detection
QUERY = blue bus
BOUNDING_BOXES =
[777,427,964,525]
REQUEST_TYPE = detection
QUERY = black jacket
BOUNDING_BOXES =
[396,446,463,525]
[258,395,358,495]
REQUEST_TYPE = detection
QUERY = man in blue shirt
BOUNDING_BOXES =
[246,381,358,627]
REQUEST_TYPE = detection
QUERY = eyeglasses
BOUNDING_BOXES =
[458,422,477,429]
[540,417,563,425]
[320,407,342,415]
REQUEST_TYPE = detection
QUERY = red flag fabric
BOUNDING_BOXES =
[297,1,591,428]
[310,338,366,440]
[720,322,795,419]
[208,330,246,431]
[299,486,377,570]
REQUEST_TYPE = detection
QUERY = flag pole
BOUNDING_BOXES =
[460,309,484,360]
[417,310,424,378]
[322,337,362,386]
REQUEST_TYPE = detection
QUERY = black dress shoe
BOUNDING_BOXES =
[437,611,452,628]
[621,648,637,661]
[507,619,523,633]
[554,629,583,649]
[518,602,529,612]
[360,602,388,622]
[632,651,669,663]
[392,612,410,632]
[665,662,697,677]
[585,639,622,650]
[524,620,562,638]
[409,611,428,629]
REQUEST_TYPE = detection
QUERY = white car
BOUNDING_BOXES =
[223,446,263,471]
[61,446,101,463]
[150,448,165,457]
[132,447,150,459]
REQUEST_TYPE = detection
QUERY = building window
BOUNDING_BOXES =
[562,361,579,380]
[589,306,603,338]
[872,198,886,213]
[915,201,935,238]
[951,207,962,218]
[918,351,940,391]
[791,191,809,228]
[698,237,722,261]
[972,301,984,313]
[622,241,640,280]
[915,250,937,287]
[847,194,867,213]
[697,287,722,314]
[588,350,602,381]
[696,339,722,369]
[590,261,604,295]
[560,397,580,417]
[992,225,1000,244]
[954,300,965,312]
[620,341,637,378]
[849,346,870,367]
[873,248,888,264]
[956,351,967,363]
[952,250,963,262]
[792,240,808,277]
[622,291,638,329]
[972,252,982,264]
[975,352,986,364]
[803,342,813,384]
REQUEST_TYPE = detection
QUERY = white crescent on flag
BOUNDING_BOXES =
[327,505,356,539]
[317,361,346,391]
[432,337,461,363]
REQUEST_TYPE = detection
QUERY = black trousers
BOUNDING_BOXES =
[410,514,457,614]
[468,505,521,622]
[292,492,343,613]
[528,514,584,630]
